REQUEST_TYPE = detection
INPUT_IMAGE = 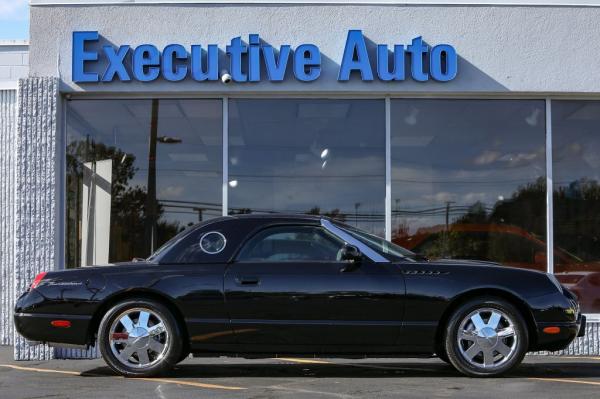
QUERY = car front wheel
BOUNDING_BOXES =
[444,297,528,377]
[98,298,182,377]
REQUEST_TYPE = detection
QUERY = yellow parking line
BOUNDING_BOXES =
[559,356,600,361]
[137,377,246,390]
[529,377,600,387]
[272,357,332,364]
[0,364,245,391]
[0,364,81,376]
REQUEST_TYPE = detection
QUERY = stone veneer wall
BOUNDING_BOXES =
[0,89,17,346]
[12,77,58,360]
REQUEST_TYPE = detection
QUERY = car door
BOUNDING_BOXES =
[223,223,406,352]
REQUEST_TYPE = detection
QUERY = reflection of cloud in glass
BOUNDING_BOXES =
[231,155,384,211]
[404,106,419,126]
[474,150,501,165]
[158,185,184,199]
[525,108,542,126]
[422,191,457,203]
[498,151,540,167]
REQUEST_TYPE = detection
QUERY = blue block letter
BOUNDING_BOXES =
[72,31,99,83]
[162,44,188,81]
[226,37,248,82]
[376,44,405,81]
[263,45,291,81]
[133,44,161,82]
[102,45,130,82]
[294,44,321,82]
[248,34,261,82]
[407,36,429,82]
[338,30,373,81]
[191,45,219,81]
[430,44,457,82]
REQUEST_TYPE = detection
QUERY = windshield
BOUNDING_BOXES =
[334,222,417,262]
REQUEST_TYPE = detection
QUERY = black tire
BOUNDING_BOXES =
[444,297,528,377]
[98,298,183,377]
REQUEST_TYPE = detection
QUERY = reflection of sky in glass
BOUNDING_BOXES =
[391,99,546,235]
[66,99,223,252]
[552,101,600,288]
[228,99,386,235]
[553,101,600,185]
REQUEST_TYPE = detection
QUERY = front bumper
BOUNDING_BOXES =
[578,315,587,337]
[535,313,585,352]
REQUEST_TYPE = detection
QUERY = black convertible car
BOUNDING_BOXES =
[15,215,585,377]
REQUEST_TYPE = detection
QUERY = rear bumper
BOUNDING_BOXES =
[14,312,92,347]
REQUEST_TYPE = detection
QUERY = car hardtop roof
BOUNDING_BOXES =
[228,213,328,222]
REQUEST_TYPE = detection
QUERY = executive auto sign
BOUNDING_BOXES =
[72,30,457,83]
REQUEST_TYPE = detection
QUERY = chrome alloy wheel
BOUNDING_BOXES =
[457,307,518,369]
[108,307,170,369]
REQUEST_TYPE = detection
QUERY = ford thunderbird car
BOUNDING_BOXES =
[15,215,585,377]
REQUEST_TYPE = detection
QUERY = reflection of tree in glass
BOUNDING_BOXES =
[307,207,347,223]
[393,178,547,269]
[66,140,180,266]
[554,177,600,262]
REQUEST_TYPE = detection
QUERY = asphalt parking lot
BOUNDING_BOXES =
[1,347,599,398]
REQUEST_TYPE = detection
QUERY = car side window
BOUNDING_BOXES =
[158,229,228,264]
[237,225,345,262]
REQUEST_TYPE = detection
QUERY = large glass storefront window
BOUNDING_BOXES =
[552,100,600,313]
[227,99,386,235]
[66,99,222,267]
[391,99,546,271]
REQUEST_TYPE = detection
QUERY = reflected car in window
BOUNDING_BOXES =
[395,223,600,313]
[14,215,584,378]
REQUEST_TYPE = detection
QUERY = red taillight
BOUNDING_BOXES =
[30,272,47,289]
[50,320,71,328]
[543,326,561,334]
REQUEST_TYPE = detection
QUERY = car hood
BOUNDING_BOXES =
[423,258,503,267]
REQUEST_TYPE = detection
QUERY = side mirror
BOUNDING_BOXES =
[340,245,362,272]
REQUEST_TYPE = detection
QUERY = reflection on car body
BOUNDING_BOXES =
[15,215,584,378]
[395,223,600,313]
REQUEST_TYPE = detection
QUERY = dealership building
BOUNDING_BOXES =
[1,0,600,359]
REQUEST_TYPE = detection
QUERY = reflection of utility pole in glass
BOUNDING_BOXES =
[144,99,182,256]
[444,201,456,257]
[193,207,204,222]
[354,202,361,227]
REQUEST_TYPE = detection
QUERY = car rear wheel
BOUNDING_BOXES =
[444,297,528,377]
[98,298,182,377]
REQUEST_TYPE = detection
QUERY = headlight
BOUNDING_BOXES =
[547,273,563,293]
